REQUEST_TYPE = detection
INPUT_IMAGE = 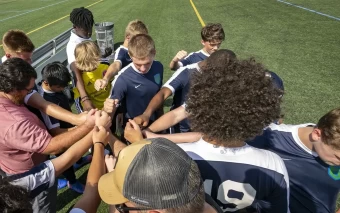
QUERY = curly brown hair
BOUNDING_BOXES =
[187,58,282,145]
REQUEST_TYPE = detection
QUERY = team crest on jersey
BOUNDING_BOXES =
[328,166,340,180]
[154,73,161,84]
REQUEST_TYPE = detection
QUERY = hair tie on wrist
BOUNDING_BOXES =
[94,142,105,147]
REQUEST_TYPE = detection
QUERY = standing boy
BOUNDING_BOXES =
[67,7,95,111]
[94,20,149,91]
[169,23,225,70]
[104,34,163,128]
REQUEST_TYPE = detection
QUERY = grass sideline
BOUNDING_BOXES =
[0,0,340,212]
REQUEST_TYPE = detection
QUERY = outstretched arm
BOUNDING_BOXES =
[94,61,121,91]
[72,126,109,213]
[134,87,172,128]
[147,105,188,132]
[144,131,201,144]
[169,50,187,71]
[27,92,86,126]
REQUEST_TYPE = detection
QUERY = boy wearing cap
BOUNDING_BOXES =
[104,34,163,128]
[169,23,225,71]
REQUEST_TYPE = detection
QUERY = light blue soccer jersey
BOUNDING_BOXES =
[248,123,340,213]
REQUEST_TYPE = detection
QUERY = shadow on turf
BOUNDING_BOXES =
[56,169,88,212]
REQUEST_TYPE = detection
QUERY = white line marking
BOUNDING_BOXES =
[0,0,70,23]
[277,0,340,21]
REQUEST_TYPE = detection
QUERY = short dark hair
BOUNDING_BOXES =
[0,58,37,93]
[201,23,225,42]
[187,58,282,145]
[41,62,71,87]
[0,178,32,213]
[70,7,94,31]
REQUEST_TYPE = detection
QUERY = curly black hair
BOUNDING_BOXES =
[0,58,37,93]
[70,7,94,31]
[187,58,282,145]
[0,178,32,213]
[201,23,225,42]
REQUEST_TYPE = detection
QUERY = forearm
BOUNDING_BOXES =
[170,60,180,71]
[148,107,188,132]
[27,92,80,125]
[143,89,170,118]
[71,63,87,98]
[149,132,202,143]
[73,142,104,213]
[52,130,93,177]
[103,62,121,81]
[107,132,126,157]
[50,127,76,136]
[43,123,92,155]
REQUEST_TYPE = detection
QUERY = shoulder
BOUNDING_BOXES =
[152,60,163,68]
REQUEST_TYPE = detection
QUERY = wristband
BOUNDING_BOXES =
[94,142,105,147]
[81,98,90,103]
[81,96,88,100]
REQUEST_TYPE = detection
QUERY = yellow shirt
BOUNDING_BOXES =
[73,63,111,110]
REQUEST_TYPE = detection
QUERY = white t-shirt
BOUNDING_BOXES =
[66,30,92,65]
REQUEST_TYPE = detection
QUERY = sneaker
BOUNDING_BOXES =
[73,155,92,170]
[57,179,67,190]
[68,181,85,194]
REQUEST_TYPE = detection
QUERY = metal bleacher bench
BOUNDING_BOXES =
[31,27,73,83]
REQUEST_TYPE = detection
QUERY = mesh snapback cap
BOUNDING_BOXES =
[98,138,202,209]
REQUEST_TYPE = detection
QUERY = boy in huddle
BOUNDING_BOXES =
[94,19,149,91]
[169,23,225,70]
[37,62,92,193]
[73,41,112,112]
[104,34,163,129]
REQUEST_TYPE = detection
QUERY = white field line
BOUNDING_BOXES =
[0,0,70,23]
[277,0,340,22]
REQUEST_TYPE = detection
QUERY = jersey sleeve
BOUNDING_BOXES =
[179,53,195,67]
[6,119,52,153]
[8,160,55,197]
[113,48,125,65]
[163,67,188,94]
[109,75,127,101]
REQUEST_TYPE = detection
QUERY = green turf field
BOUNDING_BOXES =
[1,0,340,212]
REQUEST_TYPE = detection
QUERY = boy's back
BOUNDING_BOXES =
[178,138,289,212]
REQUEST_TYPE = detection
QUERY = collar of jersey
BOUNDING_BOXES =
[70,30,92,43]
[292,123,318,157]
[200,49,210,57]
[131,61,154,74]
[196,138,253,155]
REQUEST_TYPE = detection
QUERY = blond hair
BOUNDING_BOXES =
[74,41,100,71]
[125,20,148,38]
[2,30,35,54]
[128,34,155,59]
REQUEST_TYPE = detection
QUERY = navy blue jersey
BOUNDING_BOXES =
[114,45,132,68]
[179,50,209,67]
[110,61,163,121]
[178,139,289,213]
[37,85,73,130]
[248,123,340,213]
[163,63,199,132]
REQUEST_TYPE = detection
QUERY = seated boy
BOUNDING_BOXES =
[104,34,163,129]
[169,23,225,70]
[38,62,92,193]
[73,41,112,112]
[94,19,149,91]
[67,7,95,111]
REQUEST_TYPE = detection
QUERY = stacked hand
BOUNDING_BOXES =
[103,98,119,114]
[133,114,150,128]
[92,126,109,145]
[124,119,143,143]
[94,79,108,91]
[172,50,187,62]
